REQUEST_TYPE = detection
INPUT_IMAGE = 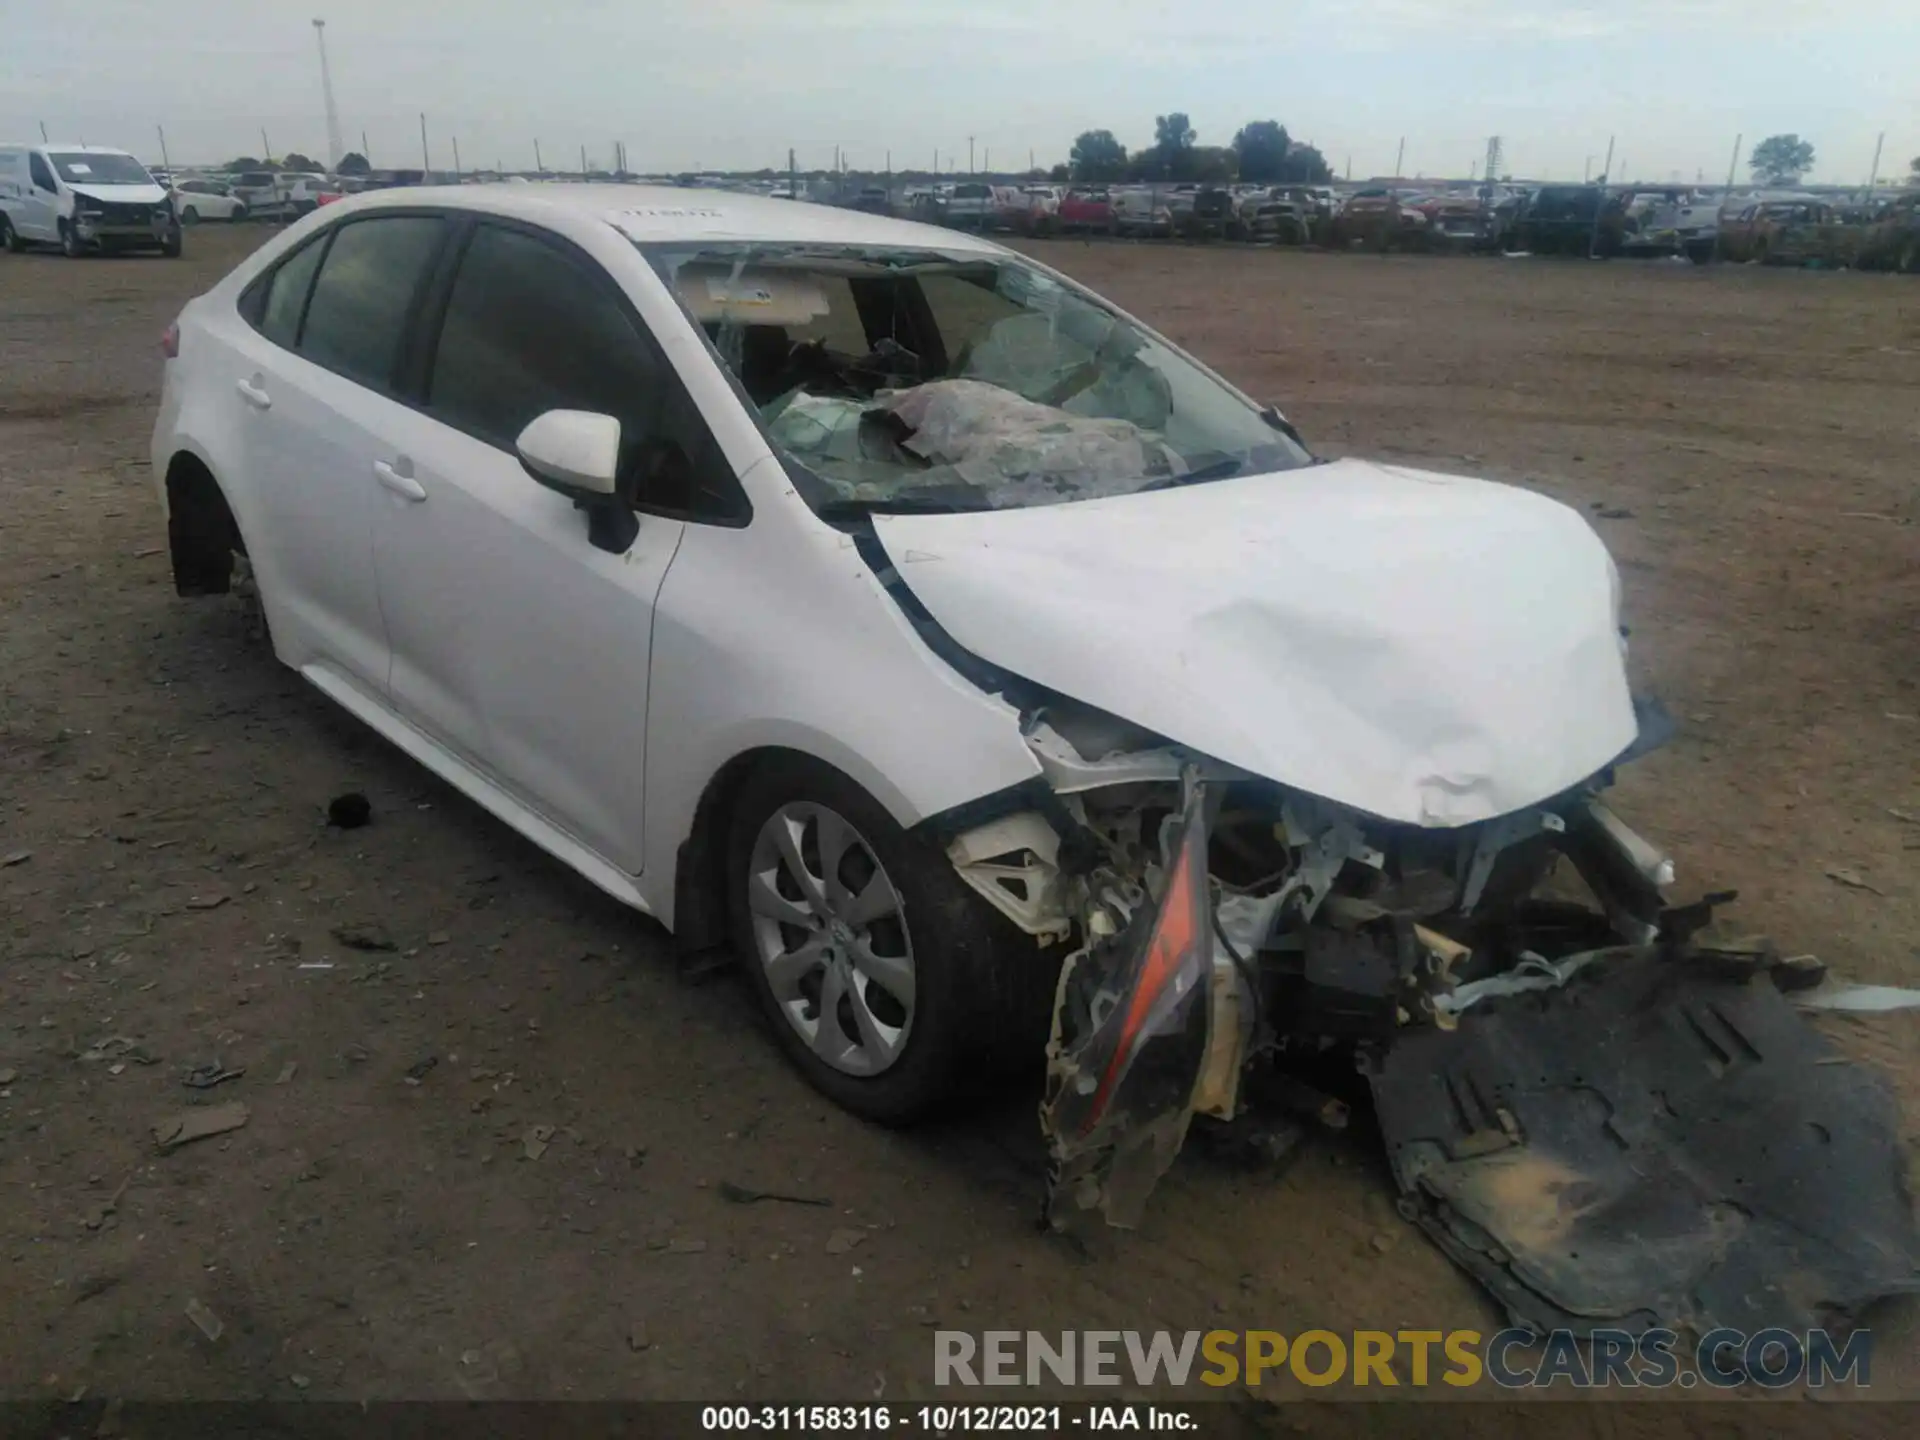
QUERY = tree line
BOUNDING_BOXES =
[1068,115,1332,185]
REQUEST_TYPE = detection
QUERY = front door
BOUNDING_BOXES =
[368,220,735,874]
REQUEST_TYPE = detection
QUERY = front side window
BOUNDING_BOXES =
[49,152,152,186]
[298,217,444,390]
[427,223,740,521]
[29,153,55,191]
[643,244,1307,517]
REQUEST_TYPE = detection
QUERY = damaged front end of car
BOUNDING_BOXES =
[942,698,1920,1339]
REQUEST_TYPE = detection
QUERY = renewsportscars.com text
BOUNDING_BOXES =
[934,1328,1871,1390]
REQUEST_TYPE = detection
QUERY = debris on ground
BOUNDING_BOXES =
[274,1061,298,1084]
[1825,867,1884,894]
[1798,983,1920,1013]
[403,1056,438,1086]
[331,922,396,952]
[665,1238,708,1254]
[2,850,31,867]
[78,1037,157,1066]
[628,1321,651,1351]
[152,1100,250,1153]
[182,1060,244,1090]
[326,792,372,829]
[717,1180,831,1207]
[183,893,230,911]
[825,1228,867,1255]
[184,1297,224,1342]
[83,1173,133,1231]
[523,1124,554,1160]
[0,1068,18,1086]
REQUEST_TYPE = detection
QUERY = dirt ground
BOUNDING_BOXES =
[2,223,1918,1420]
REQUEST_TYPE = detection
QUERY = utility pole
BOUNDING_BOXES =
[534,138,543,174]
[361,130,370,165]
[580,144,588,179]
[969,136,975,174]
[1587,134,1615,258]
[312,18,345,169]
[419,113,429,173]
[156,124,174,176]
[1393,136,1405,185]
[1723,132,1741,198]
[262,127,272,163]
[1865,131,1885,206]
[983,146,989,174]
[788,146,797,201]
[39,120,49,142]
[451,136,462,181]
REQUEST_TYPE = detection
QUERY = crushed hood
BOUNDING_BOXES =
[873,458,1637,827]
[69,182,168,205]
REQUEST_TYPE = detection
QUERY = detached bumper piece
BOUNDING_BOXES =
[1371,948,1920,1336]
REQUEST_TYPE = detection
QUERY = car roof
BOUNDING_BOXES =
[37,142,141,156]
[333,183,1006,253]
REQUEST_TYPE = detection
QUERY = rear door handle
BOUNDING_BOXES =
[235,377,272,411]
[373,459,427,502]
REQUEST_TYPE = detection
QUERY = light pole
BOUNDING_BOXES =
[312,19,345,170]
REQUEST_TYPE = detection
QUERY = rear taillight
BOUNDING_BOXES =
[161,321,179,359]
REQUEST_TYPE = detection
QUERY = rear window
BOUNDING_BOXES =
[297,217,445,390]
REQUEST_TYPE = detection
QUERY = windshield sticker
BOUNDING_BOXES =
[705,277,774,306]
[67,163,93,175]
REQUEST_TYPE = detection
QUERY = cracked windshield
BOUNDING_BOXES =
[644,245,1308,514]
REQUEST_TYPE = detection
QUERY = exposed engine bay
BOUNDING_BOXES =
[945,697,1920,1341]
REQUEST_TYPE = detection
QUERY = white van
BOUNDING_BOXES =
[0,142,181,257]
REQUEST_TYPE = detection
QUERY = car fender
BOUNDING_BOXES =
[636,486,1042,927]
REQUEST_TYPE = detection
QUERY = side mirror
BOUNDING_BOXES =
[515,409,621,500]
[515,409,638,554]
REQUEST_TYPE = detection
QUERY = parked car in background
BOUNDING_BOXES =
[1179,186,1235,240]
[227,170,282,214]
[1057,186,1115,232]
[172,178,248,224]
[847,186,893,216]
[1414,193,1492,251]
[1506,185,1624,256]
[1243,190,1315,245]
[1112,185,1173,237]
[1716,199,1858,266]
[1328,190,1427,250]
[0,141,180,256]
[1859,192,1920,273]
[940,181,995,229]
[280,173,342,217]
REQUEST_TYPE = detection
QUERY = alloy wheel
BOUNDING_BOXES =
[747,802,916,1077]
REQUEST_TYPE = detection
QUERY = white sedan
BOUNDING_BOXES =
[152,183,1720,1230]
[169,179,248,223]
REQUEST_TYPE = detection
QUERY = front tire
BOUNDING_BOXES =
[161,224,182,258]
[726,754,1055,1124]
[60,221,85,258]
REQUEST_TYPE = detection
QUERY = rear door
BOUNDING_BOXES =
[19,151,59,240]
[367,218,743,873]
[226,213,449,690]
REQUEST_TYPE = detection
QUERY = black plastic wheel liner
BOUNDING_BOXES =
[1369,949,1920,1337]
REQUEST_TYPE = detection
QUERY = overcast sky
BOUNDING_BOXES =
[5,0,1915,183]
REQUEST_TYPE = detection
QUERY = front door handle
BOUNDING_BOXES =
[235,377,272,411]
[373,459,427,502]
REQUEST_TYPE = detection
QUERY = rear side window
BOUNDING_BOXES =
[257,236,328,349]
[298,216,444,390]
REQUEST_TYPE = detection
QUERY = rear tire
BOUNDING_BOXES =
[0,215,19,253]
[726,754,1057,1125]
